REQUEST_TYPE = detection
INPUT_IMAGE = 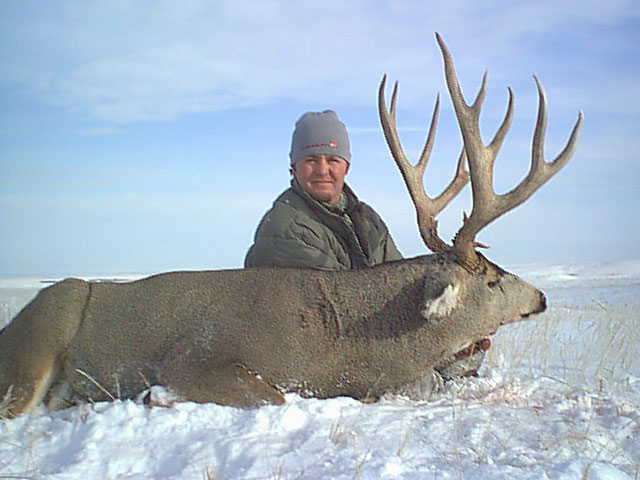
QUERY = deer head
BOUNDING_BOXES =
[379,33,583,270]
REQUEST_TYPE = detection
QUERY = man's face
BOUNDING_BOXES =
[292,154,350,206]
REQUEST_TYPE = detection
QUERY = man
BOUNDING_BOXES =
[245,110,403,270]
[245,109,486,379]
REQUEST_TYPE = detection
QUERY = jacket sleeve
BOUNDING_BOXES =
[244,208,349,270]
[382,232,403,263]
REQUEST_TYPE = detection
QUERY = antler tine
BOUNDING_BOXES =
[438,146,470,209]
[531,75,584,175]
[500,76,583,211]
[434,33,583,269]
[378,74,469,253]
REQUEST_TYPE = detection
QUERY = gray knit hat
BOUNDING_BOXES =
[289,110,351,165]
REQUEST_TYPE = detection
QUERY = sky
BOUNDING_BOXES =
[1,1,639,277]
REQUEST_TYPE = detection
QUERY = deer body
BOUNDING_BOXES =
[1,252,544,415]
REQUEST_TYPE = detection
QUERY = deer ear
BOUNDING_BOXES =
[421,279,461,325]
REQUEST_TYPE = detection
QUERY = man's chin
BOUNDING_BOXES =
[311,193,333,203]
[309,189,337,204]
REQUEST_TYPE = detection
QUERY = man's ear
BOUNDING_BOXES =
[345,162,350,175]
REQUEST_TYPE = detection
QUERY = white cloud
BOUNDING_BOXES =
[2,0,638,123]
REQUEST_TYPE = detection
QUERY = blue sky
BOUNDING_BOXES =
[1,1,639,277]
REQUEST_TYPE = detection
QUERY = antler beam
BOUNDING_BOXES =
[434,33,584,269]
[378,74,470,252]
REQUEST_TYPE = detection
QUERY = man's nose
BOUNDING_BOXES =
[314,159,329,174]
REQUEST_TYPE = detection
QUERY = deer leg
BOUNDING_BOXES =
[0,278,89,417]
[385,367,442,401]
[167,363,285,408]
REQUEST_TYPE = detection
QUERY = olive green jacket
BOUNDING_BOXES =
[244,180,403,270]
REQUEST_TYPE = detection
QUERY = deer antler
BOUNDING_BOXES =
[378,74,470,252]
[434,33,583,269]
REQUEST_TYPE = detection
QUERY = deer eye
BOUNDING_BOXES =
[487,280,500,289]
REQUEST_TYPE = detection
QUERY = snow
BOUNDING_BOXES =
[1,261,639,479]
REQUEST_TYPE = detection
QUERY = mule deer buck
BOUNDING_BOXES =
[0,34,582,418]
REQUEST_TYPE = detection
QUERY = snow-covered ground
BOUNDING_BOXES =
[1,260,639,479]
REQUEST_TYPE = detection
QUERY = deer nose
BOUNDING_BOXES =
[539,291,547,312]
[519,290,547,320]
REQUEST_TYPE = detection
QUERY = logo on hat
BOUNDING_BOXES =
[302,141,339,150]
